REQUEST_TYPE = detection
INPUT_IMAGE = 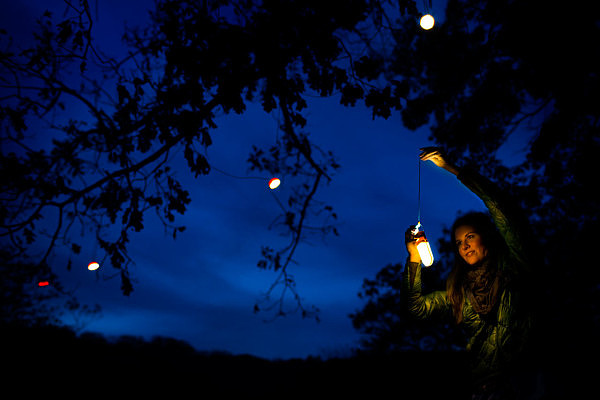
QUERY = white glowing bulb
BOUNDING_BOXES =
[420,14,435,30]
[88,261,100,271]
[417,240,434,267]
[268,177,281,190]
[412,223,434,267]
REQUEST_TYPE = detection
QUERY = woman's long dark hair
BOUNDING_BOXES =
[446,211,506,323]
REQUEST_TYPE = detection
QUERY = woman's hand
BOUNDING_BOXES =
[419,147,459,175]
[405,226,422,264]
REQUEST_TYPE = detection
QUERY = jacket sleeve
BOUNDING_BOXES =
[402,259,452,321]
[456,167,534,276]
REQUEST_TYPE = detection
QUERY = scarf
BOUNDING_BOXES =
[464,259,503,315]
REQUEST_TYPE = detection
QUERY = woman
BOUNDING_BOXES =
[404,148,538,399]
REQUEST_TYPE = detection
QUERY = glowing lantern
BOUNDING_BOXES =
[268,177,281,190]
[87,261,100,271]
[38,281,50,287]
[411,222,434,267]
[419,14,435,30]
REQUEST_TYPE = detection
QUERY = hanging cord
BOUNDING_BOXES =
[422,0,433,13]
[417,155,421,226]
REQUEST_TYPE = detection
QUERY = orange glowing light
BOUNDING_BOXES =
[87,261,100,271]
[38,281,49,287]
[411,223,434,267]
[268,177,281,190]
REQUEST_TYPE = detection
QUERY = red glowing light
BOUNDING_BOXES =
[268,177,281,190]
[38,281,50,287]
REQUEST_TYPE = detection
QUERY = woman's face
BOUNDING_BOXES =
[454,225,488,265]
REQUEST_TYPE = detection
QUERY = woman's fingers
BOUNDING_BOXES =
[419,146,441,160]
[405,225,417,243]
[418,146,459,175]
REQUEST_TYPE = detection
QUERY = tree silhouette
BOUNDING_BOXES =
[0,249,100,330]
[3,0,598,342]
[0,0,397,319]
[351,1,598,392]
[350,260,466,353]
[0,256,62,327]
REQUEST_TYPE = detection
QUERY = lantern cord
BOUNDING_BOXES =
[212,166,265,181]
[417,154,421,225]
[422,0,432,13]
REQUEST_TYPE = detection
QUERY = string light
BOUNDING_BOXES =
[268,177,281,190]
[81,168,279,275]
[212,166,281,190]
[419,0,435,30]
[420,14,435,30]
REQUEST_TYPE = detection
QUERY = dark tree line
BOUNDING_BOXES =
[3,321,470,397]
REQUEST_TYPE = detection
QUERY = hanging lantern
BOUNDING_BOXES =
[268,177,281,190]
[412,222,434,267]
[420,14,435,30]
[87,261,100,271]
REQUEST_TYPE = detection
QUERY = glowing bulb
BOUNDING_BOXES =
[420,14,435,30]
[268,177,281,190]
[416,238,434,267]
[412,223,434,267]
[87,261,100,271]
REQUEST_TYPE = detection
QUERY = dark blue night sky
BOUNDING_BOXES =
[3,0,535,360]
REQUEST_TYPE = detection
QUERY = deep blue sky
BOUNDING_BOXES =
[4,0,528,360]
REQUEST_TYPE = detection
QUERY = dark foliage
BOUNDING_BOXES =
[2,322,472,398]
[351,0,600,362]
[0,250,100,329]
[0,0,368,318]
[350,261,465,353]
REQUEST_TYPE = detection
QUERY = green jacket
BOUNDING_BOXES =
[403,168,534,385]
